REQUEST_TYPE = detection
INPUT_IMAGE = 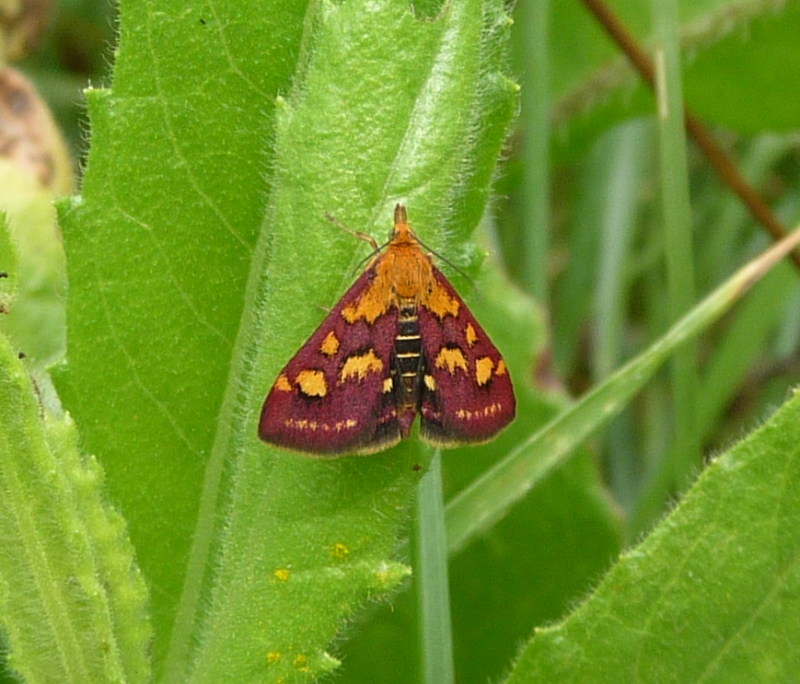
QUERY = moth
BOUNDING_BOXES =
[259,204,515,456]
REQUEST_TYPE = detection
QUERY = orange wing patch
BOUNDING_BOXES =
[465,323,478,347]
[435,347,469,375]
[475,356,495,386]
[424,281,459,319]
[274,374,292,392]
[295,369,327,397]
[340,349,384,382]
[320,331,340,356]
[341,279,392,324]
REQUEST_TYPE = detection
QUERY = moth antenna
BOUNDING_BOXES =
[415,235,474,288]
[325,212,380,252]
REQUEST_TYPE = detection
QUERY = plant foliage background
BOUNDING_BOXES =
[1,0,799,682]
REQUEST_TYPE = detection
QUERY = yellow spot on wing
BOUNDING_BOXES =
[320,330,340,356]
[340,349,384,382]
[475,356,494,386]
[274,374,292,392]
[456,403,503,420]
[424,374,436,391]
[495,359,507,376]
[296,369,327,397]
[435,347,468,374]
[426,280,459,319]
[341,271,392,323]
[383,377,393,393]
[465,323,478,347]
[284,418,357,432]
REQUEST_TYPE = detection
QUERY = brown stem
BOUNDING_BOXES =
[579,0,800,272]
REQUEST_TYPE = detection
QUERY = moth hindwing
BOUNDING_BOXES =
[259,204,516,456]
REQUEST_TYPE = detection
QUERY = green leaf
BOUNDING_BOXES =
[0,331,151,683]
[507,387,800,682]
[0,162,65,367]
[55,0,310,672]
[193,1,517,680]
[0,210,16,312]
[56,0,517,680]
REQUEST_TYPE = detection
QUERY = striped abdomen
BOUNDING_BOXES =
[394,303,423,407]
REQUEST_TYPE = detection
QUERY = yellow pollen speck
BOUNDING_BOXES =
[435,347,468,375]
[274,374,292,392]
[293,654,309,670]
[267,652,281,664]
[495,359,507,376]
[332,542,350,559]
[475,357,494,386]
[424,374,436,391]
[383,377,393,393]
[274,568,290,582]
[320,330,340,356]
[340,349,384,382]
[465,323,478,347]
[296,369,327,397]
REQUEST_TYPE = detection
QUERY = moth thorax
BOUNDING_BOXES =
[389,248,433,301]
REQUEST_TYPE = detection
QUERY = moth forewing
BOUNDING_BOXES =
[259,204,515,456]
